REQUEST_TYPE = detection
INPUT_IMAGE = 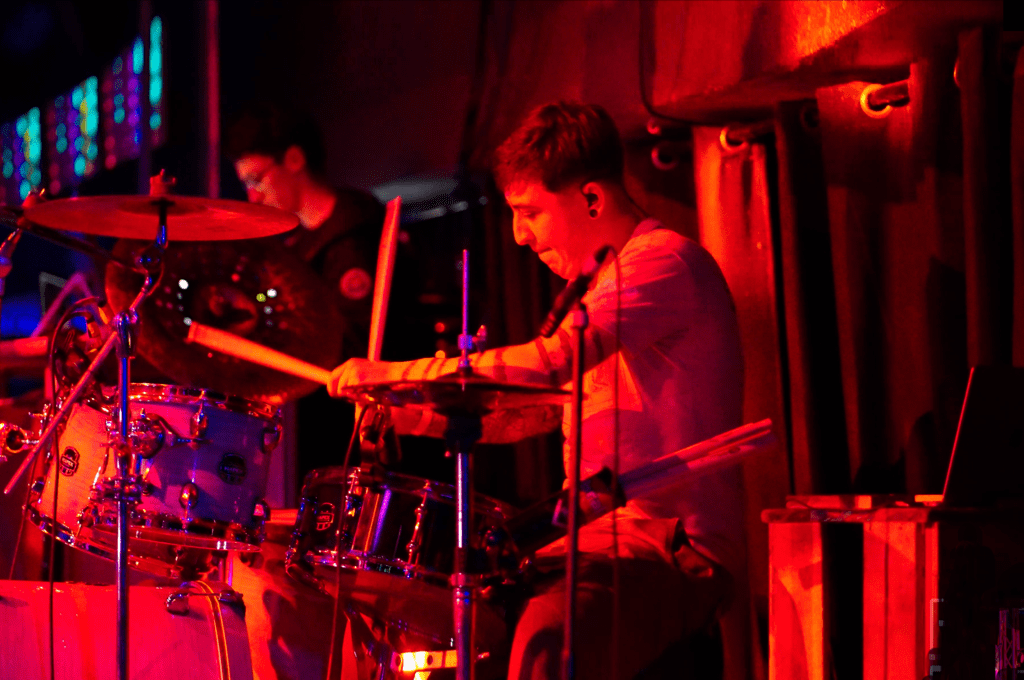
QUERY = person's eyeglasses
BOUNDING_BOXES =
[241,163,276,191]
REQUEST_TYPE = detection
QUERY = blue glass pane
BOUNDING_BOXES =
[132,38,144,74]
[74,156,85,176]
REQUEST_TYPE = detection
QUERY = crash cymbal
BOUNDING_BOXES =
[24,195,297,241]
[337,370,570,417]
[105,238,343,404]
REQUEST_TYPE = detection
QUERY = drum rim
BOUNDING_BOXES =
[92,382,280,421]
[82,500,264,551]
[303,466,516,517]
[27,508,188,578]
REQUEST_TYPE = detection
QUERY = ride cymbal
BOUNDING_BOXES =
[25,195,297,241]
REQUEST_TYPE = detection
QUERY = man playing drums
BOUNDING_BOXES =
[330,102,746,679]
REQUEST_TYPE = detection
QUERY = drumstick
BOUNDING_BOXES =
[367,196,401,361]
[186,321,331,385]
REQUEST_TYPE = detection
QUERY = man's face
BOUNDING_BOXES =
[505,180,591,280]
[234,153,301,214]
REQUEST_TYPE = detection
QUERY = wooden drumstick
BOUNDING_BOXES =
[367,196,401,361]
[186,321,331,385]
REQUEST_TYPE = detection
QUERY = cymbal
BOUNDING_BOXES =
[389,403,563,443]
[24,196,298,241]
[337,370,570,417]
[105,238,344,404]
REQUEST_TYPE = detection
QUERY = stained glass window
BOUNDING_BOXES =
[1,108,42,204]
[101,16,164,170]
[46,77,99,195]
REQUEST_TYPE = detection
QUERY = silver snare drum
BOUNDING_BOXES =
[29,383,280,571]
[287,467,513,648]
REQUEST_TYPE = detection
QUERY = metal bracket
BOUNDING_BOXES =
[165,582,244,616]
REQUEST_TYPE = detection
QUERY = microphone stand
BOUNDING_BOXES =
[562,300,587,680]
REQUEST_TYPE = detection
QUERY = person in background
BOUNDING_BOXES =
[225,103,386,482]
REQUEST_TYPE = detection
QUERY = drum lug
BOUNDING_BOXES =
[190,407,208,441]
[253,499,270,522]
[261,423,281,455]
[128,409,165,459]
[406,499,427,565]
[30,477,45,496]
[179,482,199,511]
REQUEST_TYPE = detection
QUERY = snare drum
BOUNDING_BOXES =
[29,383,280,574]
[287,467,513,647]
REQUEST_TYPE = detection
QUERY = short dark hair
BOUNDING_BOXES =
[492,101,624,193]
[223,102,327,175]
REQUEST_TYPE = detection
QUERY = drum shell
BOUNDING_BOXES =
[30,383,279,558]
[295,466,513,585]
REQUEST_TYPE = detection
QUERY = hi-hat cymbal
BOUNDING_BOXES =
[337,370,570,417]
[105,238,343,404]
[25,196,298,241]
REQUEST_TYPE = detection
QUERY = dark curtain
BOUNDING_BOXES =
[692,127,789,680]
[810,53,973,495]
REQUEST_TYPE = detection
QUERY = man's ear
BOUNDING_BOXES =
[282,145,307,174]
[580,181,605,218]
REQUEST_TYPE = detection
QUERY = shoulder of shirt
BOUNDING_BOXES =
[623,224,702,261]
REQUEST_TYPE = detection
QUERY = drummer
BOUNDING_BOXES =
[330,102,747,678]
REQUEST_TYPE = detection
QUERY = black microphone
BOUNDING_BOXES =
[539,244,613,337]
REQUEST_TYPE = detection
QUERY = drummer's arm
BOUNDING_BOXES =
[329,322,617,391]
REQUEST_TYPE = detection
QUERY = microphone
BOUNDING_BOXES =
[539,244,613,337]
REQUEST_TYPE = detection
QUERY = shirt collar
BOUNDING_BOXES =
[631,217,662,239]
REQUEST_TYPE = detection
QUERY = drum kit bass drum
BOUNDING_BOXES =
[0,185,569,680]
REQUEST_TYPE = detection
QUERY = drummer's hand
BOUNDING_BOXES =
[328,358,393,398]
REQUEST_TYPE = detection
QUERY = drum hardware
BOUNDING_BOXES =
[179,482,200,511]
[165,580,244,616]
[5,179,297,680]
[0,421,38,460]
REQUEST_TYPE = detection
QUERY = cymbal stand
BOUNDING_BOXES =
[451,248,478,680]
[2,202,168,680]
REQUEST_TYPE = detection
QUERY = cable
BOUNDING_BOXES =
[324,403,369,680]
[43,296,104,680]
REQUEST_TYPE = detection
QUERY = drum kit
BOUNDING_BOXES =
[0,179,573,680]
